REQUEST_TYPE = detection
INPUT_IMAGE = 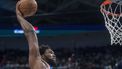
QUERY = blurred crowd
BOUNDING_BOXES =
[0,45,122,69]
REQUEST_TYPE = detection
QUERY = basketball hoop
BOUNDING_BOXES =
[100,0,122,45]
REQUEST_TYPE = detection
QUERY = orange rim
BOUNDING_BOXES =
[102,0,112,5]
[100,0,122,16]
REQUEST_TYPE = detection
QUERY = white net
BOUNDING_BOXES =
[100,2,122,45]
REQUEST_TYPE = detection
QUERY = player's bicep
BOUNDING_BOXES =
[28,44,41,67]
[28,43,40,56]
[24,30,41,67]
[25,30,40,57]
[29,53,36,67]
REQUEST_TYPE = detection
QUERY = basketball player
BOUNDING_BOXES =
[16,3,56,69]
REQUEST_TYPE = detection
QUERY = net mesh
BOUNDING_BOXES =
[100,1,122,45]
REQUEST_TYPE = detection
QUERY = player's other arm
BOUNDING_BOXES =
[16,3,40,67]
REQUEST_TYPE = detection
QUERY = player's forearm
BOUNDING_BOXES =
[17,14,34,32]
[16,14,38,41]
[17,14,40,56]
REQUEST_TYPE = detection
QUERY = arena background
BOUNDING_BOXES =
[0,0,122,69]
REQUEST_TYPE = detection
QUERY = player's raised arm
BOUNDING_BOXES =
[16,1,56,69]
[16,2,40,67]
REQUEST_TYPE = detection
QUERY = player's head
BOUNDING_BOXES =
[40,45,56,66]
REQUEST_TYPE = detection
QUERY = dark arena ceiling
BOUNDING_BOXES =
[0,0,105,29]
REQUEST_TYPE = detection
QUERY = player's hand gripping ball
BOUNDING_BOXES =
[17,0,37,17]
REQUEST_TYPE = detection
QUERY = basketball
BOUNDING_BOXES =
[17,0,37,17]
